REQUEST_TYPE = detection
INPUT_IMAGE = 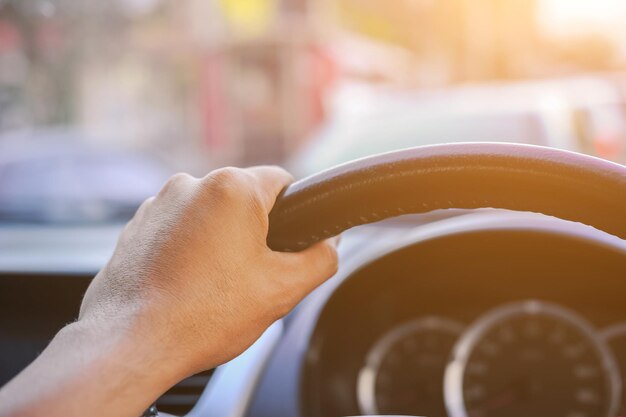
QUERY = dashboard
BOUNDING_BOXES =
[248,210,626,417]
[0,225,214,416]
[353,301,623,417]
[1,210,625,417]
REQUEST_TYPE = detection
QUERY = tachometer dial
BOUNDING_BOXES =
[444,300,621,417]
[358,316,463,417]
[603,324,626,417]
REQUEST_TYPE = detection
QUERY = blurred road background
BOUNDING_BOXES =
[1,0,626,223]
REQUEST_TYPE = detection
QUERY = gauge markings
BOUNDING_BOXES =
[601,324,626,417]
[444,300,620,417]
[357,316,463,417]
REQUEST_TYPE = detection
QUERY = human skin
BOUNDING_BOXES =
[0,166,339,417]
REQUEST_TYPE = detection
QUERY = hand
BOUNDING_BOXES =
[0,166,339,417]
[81,166,339,373]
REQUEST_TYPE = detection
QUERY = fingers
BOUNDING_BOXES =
[199,166,293,214]
[246,166,294,212]
[276,237,340,297]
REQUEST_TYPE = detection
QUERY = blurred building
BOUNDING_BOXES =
[319,0,541,85]
[0,0,624,170]
[0,0,334,169]
[459,0,541,81]
[188,0,335,166]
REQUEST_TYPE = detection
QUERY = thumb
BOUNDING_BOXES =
[274,237,340,299]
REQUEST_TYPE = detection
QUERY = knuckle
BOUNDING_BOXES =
[135,196,154,215]
[265,165,292,179]
[172,172,194,181]
[137,196,154,210]
[210,167,246,184]
[169,172,195,185]
[160,172,195,195]
[203,167,248,200]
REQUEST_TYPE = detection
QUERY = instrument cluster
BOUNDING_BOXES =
[356,300,626,417]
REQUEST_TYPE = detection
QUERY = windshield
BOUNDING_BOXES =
[1,0,626,222]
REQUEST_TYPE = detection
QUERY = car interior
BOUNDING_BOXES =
[1,1,626,417]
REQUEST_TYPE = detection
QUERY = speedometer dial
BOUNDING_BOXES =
[444,301,621,417]
[358,316,463,417]
[603,324,626,416]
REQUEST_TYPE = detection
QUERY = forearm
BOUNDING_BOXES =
[0,167,338,416]
[0,318,183,417]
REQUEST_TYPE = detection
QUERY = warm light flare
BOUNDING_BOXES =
[539,0,626,37]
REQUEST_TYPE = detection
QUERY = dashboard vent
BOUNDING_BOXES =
[157,369,214,415]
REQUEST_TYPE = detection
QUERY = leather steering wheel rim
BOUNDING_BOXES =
[266,143,626,252]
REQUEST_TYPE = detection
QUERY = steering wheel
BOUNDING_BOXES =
[267,142,626,251]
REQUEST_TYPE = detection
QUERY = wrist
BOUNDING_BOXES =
[0,315,188,417]
[67,314,188,375]
[55,317,187,409]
